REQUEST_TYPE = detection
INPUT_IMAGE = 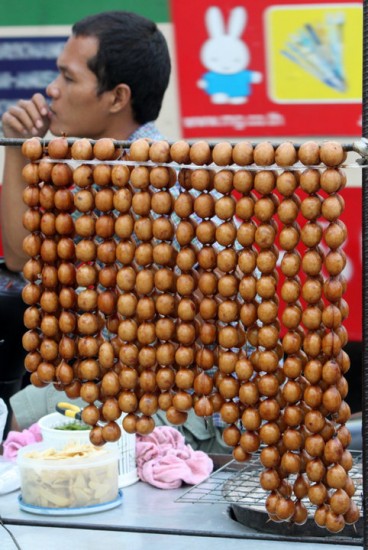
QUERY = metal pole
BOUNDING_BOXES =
[362,1,368,549]
[0,137,357,151]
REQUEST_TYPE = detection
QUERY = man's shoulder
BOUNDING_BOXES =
[129,122,163,142]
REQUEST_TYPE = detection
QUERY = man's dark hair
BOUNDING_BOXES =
[72,11,171,125]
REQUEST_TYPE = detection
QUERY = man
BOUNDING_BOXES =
[1,10,170,272]
[2,11,229,453]
[0,10,171,433]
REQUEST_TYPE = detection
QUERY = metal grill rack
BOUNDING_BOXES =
[177,451,362,508]
[176,451,363,542]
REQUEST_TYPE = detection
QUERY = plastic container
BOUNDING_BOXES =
[17,442,119,509]
[38,412,138,488]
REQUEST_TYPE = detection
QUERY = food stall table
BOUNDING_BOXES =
[0,524,361,550]
[0,479,362,549]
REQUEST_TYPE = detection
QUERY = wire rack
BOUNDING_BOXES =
[176,450,363,514]
[176,451,363,543]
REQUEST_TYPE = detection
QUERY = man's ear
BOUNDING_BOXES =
[110,83,131,113]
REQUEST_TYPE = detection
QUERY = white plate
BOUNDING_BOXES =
[18,489,123,516]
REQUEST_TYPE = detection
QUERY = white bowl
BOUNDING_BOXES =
[38,413,91,449]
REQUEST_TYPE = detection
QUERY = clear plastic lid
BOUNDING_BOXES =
[17,441,119,468]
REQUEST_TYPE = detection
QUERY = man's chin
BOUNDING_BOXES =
[49,121,68,138]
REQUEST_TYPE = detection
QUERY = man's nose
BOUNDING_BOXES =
[46,78,60,99]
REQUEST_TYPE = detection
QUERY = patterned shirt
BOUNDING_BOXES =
[128,122,163,142]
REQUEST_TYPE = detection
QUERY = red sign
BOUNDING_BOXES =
[335,187,362,341]
[170,0,362,138]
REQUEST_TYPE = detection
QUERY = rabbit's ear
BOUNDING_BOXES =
[205,6,225,38]
[228,6,247,38]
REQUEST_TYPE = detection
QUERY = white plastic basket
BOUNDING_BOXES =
[115,414,139,488]
[38,412,138,488]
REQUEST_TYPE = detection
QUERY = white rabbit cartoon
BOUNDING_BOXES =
[197,6,262,104]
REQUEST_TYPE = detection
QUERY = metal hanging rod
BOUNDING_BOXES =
[0,136,362,152]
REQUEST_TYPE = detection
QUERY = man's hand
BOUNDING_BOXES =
[2,93,51,139]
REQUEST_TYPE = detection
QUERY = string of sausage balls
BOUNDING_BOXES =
[20,136,359,533]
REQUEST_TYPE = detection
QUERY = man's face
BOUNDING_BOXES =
[46,35,112,139]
